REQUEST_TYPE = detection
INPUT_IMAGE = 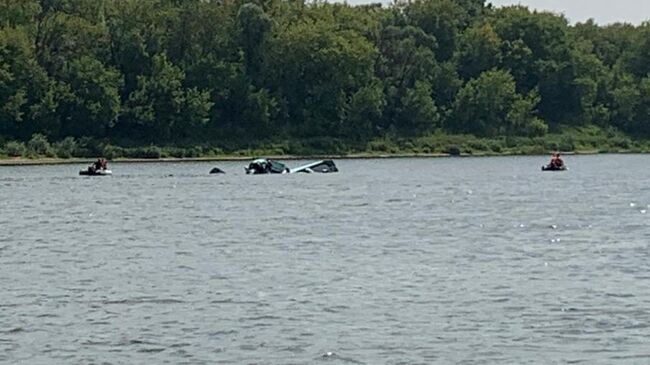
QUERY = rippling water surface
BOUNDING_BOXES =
[1,155,650,364]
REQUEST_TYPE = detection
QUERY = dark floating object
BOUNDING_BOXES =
[209,167,225,174]
[245,159,290,174]
[542,164,567,171]
[245,158,339,174]
[290,159,338,173]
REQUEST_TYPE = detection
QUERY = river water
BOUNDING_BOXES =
[1,155,649,364]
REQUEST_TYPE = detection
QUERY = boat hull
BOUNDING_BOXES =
[542,165,566,171]
[79,169,112,176]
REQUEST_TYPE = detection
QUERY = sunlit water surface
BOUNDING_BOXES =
[1,155,650,364]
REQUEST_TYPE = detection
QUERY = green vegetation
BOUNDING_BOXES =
[1,0,650,159]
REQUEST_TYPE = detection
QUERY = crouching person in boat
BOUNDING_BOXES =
[544,153,565,170]
[550,153,564,169]
[87,158,107,173]
[81,158,111,176]
[91,158,108,172]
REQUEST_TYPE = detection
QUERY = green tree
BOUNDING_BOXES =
[241,87,278,138]
[405,0,473,61]
[123,53,211,142]
[611,74,650,135]
[36,11,110,77]
[268,20,377,137]
[397,80,439,135]
[622,23,650,78]
[237,3,271,84]
[456,23,501,79]
[342,82,385,141]
[0,0,41,28]
[573,20,636,68]
[376,25,437,132]
[57,56,122,138]
[450,69,546,136]
[0,26,57,139]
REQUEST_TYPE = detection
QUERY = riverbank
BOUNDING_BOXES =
[0,153,450,166]
[0,149,638,167]
[2,126,649,166]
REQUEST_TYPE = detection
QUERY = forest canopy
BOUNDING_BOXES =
[1,0,650,156]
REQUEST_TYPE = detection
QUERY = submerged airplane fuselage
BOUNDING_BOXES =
[245,159,338,174]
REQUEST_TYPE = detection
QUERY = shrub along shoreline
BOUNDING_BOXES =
[1,125,649,165]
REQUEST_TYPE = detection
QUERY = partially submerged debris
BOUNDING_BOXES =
[245,158,339,174]
[245,159,290,174]
[290,160,338,173]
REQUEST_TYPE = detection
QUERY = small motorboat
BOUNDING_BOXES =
[79,168,112,176]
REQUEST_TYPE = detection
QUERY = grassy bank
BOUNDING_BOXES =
[2,126,649,165]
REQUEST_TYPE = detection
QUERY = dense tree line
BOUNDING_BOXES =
[1,0,649,152]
